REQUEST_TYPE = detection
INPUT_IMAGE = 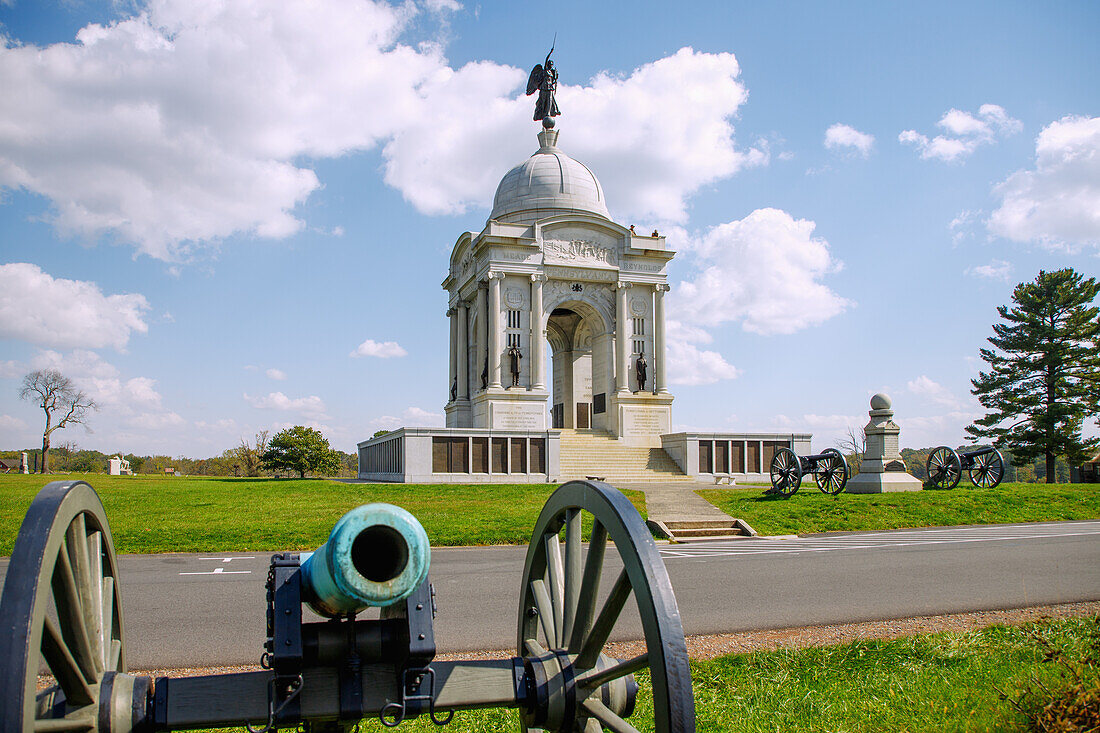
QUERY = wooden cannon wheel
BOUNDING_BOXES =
[516,481,695,732]
[926,447,963,489]
[0,481,150,733]
[768,448,803,497]
[967,448,1005,488]
[813,448,849,495]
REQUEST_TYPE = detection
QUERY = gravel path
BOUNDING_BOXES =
[129,600,1100,678]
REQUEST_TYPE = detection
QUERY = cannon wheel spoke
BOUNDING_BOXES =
[769,448,802,497]
[814,449,849,495]
[968,449,1005,488]
[926,447,962,489]
[518,481,694,732]
[0,482,126,732]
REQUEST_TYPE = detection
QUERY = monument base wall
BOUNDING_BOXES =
[662,432,813,480]
[609,392,673,446]
[845,471,924,493]
[358,426,559,483]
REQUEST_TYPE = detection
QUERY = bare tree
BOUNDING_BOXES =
[19,369,97,474]
[834,425,866,475]
[232,429,271,477]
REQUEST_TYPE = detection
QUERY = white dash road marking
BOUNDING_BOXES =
[179,567,252,575]
[179,556,257,575]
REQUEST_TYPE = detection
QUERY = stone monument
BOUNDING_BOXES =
[845,393,923,493]
[442,55,674,444]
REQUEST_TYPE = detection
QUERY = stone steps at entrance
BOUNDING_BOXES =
[556,429,694,483]
[659,519,753,542]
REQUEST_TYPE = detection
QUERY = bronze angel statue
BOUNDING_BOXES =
[527,45,560,126]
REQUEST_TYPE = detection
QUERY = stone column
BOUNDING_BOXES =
[476,283,487,393]
[457,302,469,399]
[654,284,669,394]
[616,282,631,394]
[530,274,546,390]
[489,272,502,389]
[447,307,457,402]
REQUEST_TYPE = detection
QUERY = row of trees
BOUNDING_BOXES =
[2,426,356,478]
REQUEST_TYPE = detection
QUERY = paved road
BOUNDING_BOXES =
[2,520,1098,669]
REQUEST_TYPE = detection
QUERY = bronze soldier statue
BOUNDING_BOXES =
[635,353,647,393]
[508,344,523,387]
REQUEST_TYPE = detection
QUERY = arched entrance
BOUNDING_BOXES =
[544,300,612,430]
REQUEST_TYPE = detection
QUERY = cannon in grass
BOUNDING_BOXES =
[926,446,1005,489]
[768,448,849,497]
[0,480,694,733]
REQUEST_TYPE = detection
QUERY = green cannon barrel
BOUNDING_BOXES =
[300,503,430,616]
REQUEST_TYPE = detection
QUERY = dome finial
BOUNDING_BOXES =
[537,128,559,150]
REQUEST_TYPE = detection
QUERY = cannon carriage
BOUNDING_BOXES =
[0,480,695,733]
[925,446,1005,489]
[768,448,849,497]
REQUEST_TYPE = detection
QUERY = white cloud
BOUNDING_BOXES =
[901,410,982,449]
[1,2,763,259]
[673,208,851,336]
[0,414,28,431]
[765,413,865,450]
[987,115,1100,251]
[385,47,765,224]
[0,263,149,350]
[0,359,24,378]
[245,391,328,418]
[265,368,287,380]
[906,375,961,408]
[949,209,980,245]
[899,104,1020,162]
[423,0,461,12]
[369,406,445,429]
[824,124,874,157]
[351,338,408,358]
[402,406,444,426]
[194,418,238,433]
[965,259,1013,282]
[28,349,183,429]
[32,349,121,380]
[665,320,739,386]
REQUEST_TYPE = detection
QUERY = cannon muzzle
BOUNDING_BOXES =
[300,503,430,616]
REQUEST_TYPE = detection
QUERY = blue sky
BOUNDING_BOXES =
[1,0,1097,457]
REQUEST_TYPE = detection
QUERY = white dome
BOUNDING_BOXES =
[490,129,611,225]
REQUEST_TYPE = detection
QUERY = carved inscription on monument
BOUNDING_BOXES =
[494,404,545,430]
[621,262,663,273]
[622,407,668,436]
[545,266,618,283]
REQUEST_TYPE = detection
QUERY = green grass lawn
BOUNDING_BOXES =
[182,616,1098,732]
[0,474,646,555]
[377,616,1100,732]
[698,481,1100,536]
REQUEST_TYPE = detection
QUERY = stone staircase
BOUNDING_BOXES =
[556,429,695,483]
[655,519,755,542]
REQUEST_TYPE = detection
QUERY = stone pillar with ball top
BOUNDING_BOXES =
[845,393,924,493]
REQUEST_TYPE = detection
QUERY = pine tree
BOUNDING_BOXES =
[966,268,1100,483]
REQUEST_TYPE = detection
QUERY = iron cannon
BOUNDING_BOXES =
[0,480,695,732]
[926,446,1005,489]
[767,448,849,497]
